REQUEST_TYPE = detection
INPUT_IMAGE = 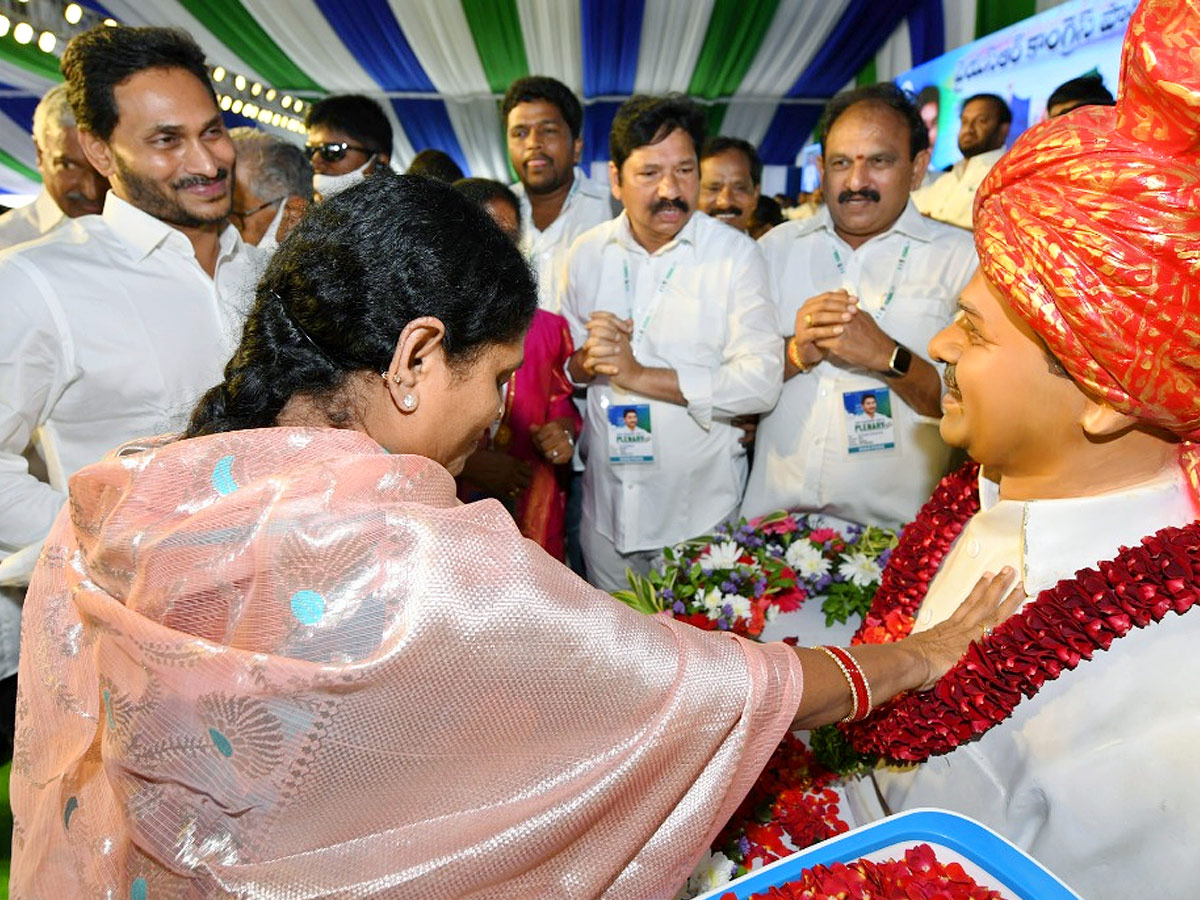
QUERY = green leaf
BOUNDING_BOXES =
[809,724,876,777]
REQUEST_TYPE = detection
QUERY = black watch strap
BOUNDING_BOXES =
[885,343,912,378]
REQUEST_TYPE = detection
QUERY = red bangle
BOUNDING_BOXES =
[818,645,873,722]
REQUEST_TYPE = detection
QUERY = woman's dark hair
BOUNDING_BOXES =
[186,172,537,437]
[500,76,583,140]
[818,83,929,160]
[609,94,706,172]
[304,94,393,157]
[60,25,213,141]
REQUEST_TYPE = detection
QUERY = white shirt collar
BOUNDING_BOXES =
[791,198,939,247]
[101,190,244,264]
[608,208,699,256]
[977,464,1197,593]
[32,188,66,233]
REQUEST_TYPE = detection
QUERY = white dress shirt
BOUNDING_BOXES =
[849,466,1200,900]
[740,202,976,529]
[563,211,782,553]
[911,147,1005,230]
[514,166,614,313]
[0,191,262,564]
[0,188,66,250]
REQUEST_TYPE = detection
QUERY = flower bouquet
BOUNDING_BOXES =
[611,511,898,639]
[612,512,898,894]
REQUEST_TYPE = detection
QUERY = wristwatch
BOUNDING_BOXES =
[884,343,912,378]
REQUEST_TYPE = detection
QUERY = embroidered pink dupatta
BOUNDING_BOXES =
[11,427,801,899]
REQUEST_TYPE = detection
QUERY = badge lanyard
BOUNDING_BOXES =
[622,258,677,354]
[830,238,912,318]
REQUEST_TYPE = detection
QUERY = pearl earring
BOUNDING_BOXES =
[402,394,417,410]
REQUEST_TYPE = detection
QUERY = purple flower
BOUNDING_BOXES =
[672,600,686,614]
[815,573,834,591]
[754,578,767,597]
[717,617,730,630]
[661,587,675,601]
[878,547,894,569]
[738,835,751,857]
[720,579,736,593]
[722,603,734,617]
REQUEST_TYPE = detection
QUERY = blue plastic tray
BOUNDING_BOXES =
[696,808,1082,899]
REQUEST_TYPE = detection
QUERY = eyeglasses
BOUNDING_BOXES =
[305,141,372,163]
[230,197,284,228]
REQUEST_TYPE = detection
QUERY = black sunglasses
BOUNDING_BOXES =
[305,141,372,163]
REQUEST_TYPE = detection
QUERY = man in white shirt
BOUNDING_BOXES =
[911,93,1011,230]
[842,11,1200,891]
[741,83,975,531]
[502,76,613,313]
[0,83,108,249]
[563,95,782,591]
[0,24,262,721]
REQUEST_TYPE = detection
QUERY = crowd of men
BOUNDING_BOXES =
[0,22,1121,752]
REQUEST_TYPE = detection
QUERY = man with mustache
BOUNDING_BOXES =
[0,84,109,249]
[562,95,781,590]
[912,92,1011,230]
[0,23,262,700]
[741,84,975,544]
[699,136,761,233]
[502,76,613,314]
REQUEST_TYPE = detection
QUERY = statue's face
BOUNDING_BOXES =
[929,270,1087,477]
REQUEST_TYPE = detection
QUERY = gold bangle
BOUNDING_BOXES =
[787,337,809,373]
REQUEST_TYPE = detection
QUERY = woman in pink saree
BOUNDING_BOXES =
[453,179,581,561]
[10,173,1016,899]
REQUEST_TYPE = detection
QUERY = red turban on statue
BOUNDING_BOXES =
[974,0,1200,440]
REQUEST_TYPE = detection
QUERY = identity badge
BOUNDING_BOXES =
[608,403,654,464]
[843,387,896,454]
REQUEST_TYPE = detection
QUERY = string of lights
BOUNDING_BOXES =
[0,0,312,136]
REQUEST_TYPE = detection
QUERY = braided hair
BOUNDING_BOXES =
[186,171,537,437]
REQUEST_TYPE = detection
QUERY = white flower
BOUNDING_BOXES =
[698,540,742,571]
[785,540,831,577]
[838,551,883,587]
[686,850,737,895]
[701,587,725,620]
[726,593,752,620]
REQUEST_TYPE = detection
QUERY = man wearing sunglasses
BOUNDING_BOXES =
[230,127,312,250]
[304,94,392,201]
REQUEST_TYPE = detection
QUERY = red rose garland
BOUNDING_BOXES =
[841,459,1200,762]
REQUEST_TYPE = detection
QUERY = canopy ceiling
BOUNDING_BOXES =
[0,0,1060,197]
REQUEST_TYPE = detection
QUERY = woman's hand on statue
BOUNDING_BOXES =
[904,567,1026,692]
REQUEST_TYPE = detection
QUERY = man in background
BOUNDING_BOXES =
[229,127,311,250]
[1046,72,1115,117]
[913,92,1011,229]
[698,135,761,234]
[304,94,391,200]
[0,83,108,249]
[406,148,463,183]
[563,95,781,590]
[741,83,975,532]
[503,75,612,313]
[0,23,263,761]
